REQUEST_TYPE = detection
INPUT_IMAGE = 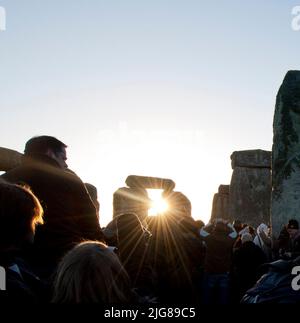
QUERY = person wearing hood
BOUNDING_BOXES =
[253,223,272,261]
[277,219,300,259]
[200,219,237,304]
[232,233,266,302]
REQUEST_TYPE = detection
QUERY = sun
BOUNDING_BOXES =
[148,189,169,216]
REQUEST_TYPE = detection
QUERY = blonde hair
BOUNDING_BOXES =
[52,241,131,303]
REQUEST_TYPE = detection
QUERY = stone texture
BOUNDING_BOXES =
[229,166,271,228]
[228,150,271,228]
[272,70,300,236]
[113,187,150,221]
[218,185,230,195]
[114,176,176,222]
[231,150,271,169]
[126,175,175,191]
[211,185,230,222]
[0,147,23,171]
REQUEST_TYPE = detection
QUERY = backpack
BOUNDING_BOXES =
[241,257,300,304]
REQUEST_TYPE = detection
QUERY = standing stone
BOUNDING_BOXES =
[231,150,271,169]
[113,187,150,221]
[272,70,300,236]
[0,147,23,171]
[211,185,230,222]
[229,150,271,228]
[113,175,177,222]
[125,175,175,192]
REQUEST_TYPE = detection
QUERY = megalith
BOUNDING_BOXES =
[229,150,271,228]
[272,70,300,236]
[113,175,176,222]
[211,185,230,222]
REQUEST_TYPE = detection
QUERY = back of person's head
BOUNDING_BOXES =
[233,219,242,232]
[213,219,228,233]
[115,212,144,234]
[115,213,151,250]
[195,219,205,230]
[52,241,131,303]
[178,217,198,236]
[24,136,67,156]
[0,180,44,249]
[287,219,299,230]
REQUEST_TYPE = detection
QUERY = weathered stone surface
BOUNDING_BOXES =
[231,150,271,169]
[0,147,23,171]
[218,185,230,195]
[126,175,175,191]
[272,70,300,236]
[211,185,231,222]
[113,187,150,221]
[229,165,271,228]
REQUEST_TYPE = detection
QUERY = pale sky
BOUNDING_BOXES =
[1,0,300,225]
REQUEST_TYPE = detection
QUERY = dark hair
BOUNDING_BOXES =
[0,180,44,247]
[287,219,299,230]
[214,221,228,233]
[24,136,67,156]
[115,213,151,248]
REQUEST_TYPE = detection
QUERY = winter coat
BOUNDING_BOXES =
[1,154,104,273]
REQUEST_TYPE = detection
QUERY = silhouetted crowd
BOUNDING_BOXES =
[1,135,300,304]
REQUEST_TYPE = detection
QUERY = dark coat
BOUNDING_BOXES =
[0,253,49,303]
[1,154,104,274]
[232,241,266,301]
[201,227,236,274]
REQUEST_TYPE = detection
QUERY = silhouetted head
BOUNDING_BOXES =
[287,219,299,230]
[52,241,131,304]
[195,220,205,230]
[0,180,44,249]
[115,212,151,246]
[210,219,229,234]
[178,216,198,236]
[287,219,299,238]
[233,219,243,232]
[24,135,68,169]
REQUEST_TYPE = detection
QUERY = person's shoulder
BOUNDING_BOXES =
[1,164,33,181]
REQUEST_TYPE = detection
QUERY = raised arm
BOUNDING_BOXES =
[227,223,238,239]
